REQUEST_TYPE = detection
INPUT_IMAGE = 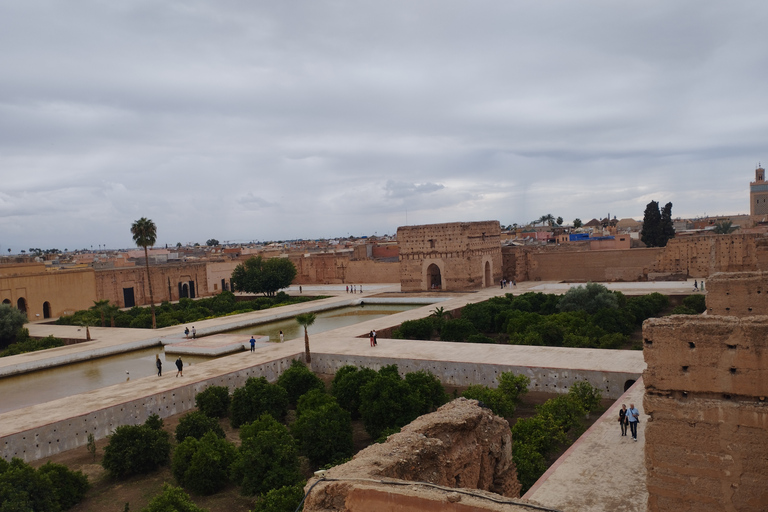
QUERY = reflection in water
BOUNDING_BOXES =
[0,303,420,414]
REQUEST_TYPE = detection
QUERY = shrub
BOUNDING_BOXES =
[536,395,588,438]
[462,385,515,418]
[671,305,697,315]
[175,411,225,443]
[0,458,58,512]
[252,484,306,512]
[38,461,90,510]
[195,385,231,418]
[498,372,530,404]
[230,377,289,428]
[296,388,336,418]
[466,333,495,344]
[439,318,478,342]
[404,370,449,416]
[511,442,549,493]
[331,366,377,419]
[598,332,627,349]
[359,368,418,439]
[172,432,237,495]
[0,304,27,348]
[568,381,603,413]
[557,282,618,314]
[277,359,325,406]
[141,484,208,512]
[291,401,354,466]
[682,294,707,314]
[392,318,436,340]
[0,334,65,357]
[230,416,303,496]
[102,415,171,478]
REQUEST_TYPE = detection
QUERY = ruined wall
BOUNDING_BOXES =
[704,271,768,317]
[206,260,238,293]
[503,246,662,283]
[654,233,768,278]
[95,262,210,307]
[0,264,96,319]
[304,398,524,512]
[643,315,768,511]
[289,253,399,284]
[398,221,502,291]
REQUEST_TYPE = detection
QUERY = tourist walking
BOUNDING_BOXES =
[346,285,349,293]
[373,329,377,346]
[191,326,196,339]
[693,280,698,291]
[618,404,629,436]
[627,403,640,441]
[369,330,375,347]
[175,356,183,377]
[249,336,256,352]
[155,354,162,377]
[279,330,284,343]
[184,326,189,338]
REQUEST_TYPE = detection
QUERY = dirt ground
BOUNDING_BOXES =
[33,377,608,512]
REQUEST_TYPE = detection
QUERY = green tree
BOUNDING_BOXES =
[141,484,208,512]
[231,256,297,297]
[573,218,583,228]
[205,239,219,246]
[175,411,225,443]
[295,312,316,364]
[172,432,237,495]
[131,217,158,329]
[557,283,618,314]
[230,377,289,428]
[102,414,171,478]
[358,366,418,439]
[230,415,303,496]
[713,220,736,234]
[291,399,354,467]
[641,201,674,247]
[90,299,112,327]
[0,458,59,512]
[331,365,377,419]
[194,386,231,418]
[556,216,563,226]
[38,461,90,510]
[252,484,306,512]
[277,359,325,406]
[0,304,27,348]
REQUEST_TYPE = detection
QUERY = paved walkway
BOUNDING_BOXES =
[525,379,649,512]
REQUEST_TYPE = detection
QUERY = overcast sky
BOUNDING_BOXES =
[2,1,767,251]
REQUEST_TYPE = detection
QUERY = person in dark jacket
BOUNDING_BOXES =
[175,356,183,377]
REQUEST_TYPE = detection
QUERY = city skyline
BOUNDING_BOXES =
[2,1,766,250]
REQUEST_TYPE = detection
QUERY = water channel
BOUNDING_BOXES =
[0,303,420,414]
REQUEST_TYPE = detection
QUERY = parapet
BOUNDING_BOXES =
[706,271,768,317]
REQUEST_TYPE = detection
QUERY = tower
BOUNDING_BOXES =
[749,163,768,216]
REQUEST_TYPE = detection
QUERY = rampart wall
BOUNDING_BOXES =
[0,265,96,319]
[288,253,399,284]
[704,271,768,317]
[398,221,502,291]
[96,262,210,307]
[643,314,768,511]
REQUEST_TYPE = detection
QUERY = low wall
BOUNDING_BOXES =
[311,353,638,400]
[1,350,640,463]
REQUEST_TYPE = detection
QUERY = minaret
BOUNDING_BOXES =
[750,163,767,216]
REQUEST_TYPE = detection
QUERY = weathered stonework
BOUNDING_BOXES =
[643,301,768,510]
[398,222,502,292]
[303,398,523,512]
[705,271,768,317]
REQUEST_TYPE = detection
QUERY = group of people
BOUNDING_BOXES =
[368,329,377,347]
[618,403,640,441]
[249,330,285,352]
[346,285,362,293]
[500,278,516,289]
[693,280,705,292]
[184,326,196,339]
[155,354,184,377]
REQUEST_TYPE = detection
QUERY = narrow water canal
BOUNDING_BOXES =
[0,303,420,414]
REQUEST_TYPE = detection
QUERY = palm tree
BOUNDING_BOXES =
[295,312,317,364]
[131,217,157,329]
[91,300,111,327]
[713,221,736,234]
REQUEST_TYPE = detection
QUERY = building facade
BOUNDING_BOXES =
[749,165,768,216]
[398,221,502,292]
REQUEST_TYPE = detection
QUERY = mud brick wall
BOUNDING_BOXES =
[398,221,502,292]
[706,271,768,317]
[643,315,768,511]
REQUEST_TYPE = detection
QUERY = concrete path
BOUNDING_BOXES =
[524,379,649,512]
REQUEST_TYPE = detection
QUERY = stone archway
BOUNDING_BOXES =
[427,263,442,290]
[17,297,27,314]
[2,299,10,305]
[484,261,491,288]
[624,379,636,392]
[43,301,51,319]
